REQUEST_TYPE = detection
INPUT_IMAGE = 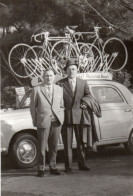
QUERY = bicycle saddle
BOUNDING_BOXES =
[67,25,79,30]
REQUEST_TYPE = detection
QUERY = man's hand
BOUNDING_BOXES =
[80,104,87,110]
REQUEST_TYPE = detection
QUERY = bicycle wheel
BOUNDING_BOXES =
[50,40,78,74]
[79,43,103,72]
[103,37,128,71]
[9,44,37,78]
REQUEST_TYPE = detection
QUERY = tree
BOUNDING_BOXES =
[0,0,133,85]
[0,0,133,38]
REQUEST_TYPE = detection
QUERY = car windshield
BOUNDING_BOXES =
[17,89,32,109]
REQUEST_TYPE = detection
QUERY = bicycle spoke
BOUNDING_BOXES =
[50,41,77,75]
[9,44,37,78]
[79,43,102,72]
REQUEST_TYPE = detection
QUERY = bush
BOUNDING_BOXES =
[111,69,133,94]
[1,86,30,109]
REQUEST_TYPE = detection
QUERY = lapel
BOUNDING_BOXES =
[63,78,74,98]
[40,84,52,105]
[52,84,57,106]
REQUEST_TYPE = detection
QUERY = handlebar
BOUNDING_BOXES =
[31,32,49,43]
[106,26,114,34]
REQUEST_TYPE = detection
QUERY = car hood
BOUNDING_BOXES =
[1,108,30,121]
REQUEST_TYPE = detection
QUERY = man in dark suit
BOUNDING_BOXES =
[57,58,91,172]
[30,69,64,177]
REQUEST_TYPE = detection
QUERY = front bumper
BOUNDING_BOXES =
[1,148,8,155]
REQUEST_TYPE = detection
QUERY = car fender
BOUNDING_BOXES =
[127,117,133,138]
[1,117,37,155]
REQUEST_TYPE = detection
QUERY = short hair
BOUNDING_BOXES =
[43,68,55,75]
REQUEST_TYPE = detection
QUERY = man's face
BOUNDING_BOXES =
[66,65,78,79]
[43,70,55,85]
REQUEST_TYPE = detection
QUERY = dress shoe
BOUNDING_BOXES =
[50,169,61,175]
[79,166,90,171]
[87,146,93,152]
[38,170,45,177]
[64,168,72,173]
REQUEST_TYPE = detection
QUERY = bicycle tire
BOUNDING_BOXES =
[8,44,37,78]
[103,37,128,71]
[50,40,78,75]
[79,43,103,72]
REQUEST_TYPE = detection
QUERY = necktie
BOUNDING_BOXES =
[70,80,75,92]
[47,86,52,100]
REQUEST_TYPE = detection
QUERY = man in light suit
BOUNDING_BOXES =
[57,58,92,172]
[30,69,64,177]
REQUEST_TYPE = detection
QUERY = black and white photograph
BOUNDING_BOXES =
[1,0,133,196]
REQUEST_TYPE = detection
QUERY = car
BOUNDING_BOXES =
[1,72,133,168]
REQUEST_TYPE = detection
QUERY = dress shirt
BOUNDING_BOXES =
[45,85,53,98]
[68,78,76,92]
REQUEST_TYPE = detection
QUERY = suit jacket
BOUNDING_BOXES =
[30,83,64,128]
[57,77,92,124]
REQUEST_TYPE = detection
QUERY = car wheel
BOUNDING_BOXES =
[11,133,38,168]
[124,130,133,154]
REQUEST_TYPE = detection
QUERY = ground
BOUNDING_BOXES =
[1,146,133,196]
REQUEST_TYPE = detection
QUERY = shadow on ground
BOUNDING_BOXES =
[2,145,133,178]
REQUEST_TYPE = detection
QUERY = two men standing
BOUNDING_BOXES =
[30,58,94,176]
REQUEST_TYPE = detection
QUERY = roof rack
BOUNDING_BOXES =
[76,72,113,80]
[31,72,113,87]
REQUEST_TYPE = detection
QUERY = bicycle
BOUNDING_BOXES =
[50,27,102,73]
[66,25,128,72]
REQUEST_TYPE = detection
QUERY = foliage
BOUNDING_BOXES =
[0,0,133,108]
[111,69,133,93]
[0,0,133,39]
[1,85,30,109]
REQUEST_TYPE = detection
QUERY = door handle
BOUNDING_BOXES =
[124,108,131,112]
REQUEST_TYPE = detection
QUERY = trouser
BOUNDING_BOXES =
[37,120,61,171]
[62,124,86,170]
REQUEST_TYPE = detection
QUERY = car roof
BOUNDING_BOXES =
[87,80,116,85]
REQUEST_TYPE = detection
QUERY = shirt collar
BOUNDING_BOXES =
[45,84,53,89]
[68,77,76,83]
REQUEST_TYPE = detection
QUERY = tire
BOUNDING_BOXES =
[124,130,133,154]
[11,133,38,168]
[79,43,102,72]
[50,40,78,75]
[103,37,128,71]
[8,44,37,78]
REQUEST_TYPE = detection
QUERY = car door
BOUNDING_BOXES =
[91,85,132,140]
